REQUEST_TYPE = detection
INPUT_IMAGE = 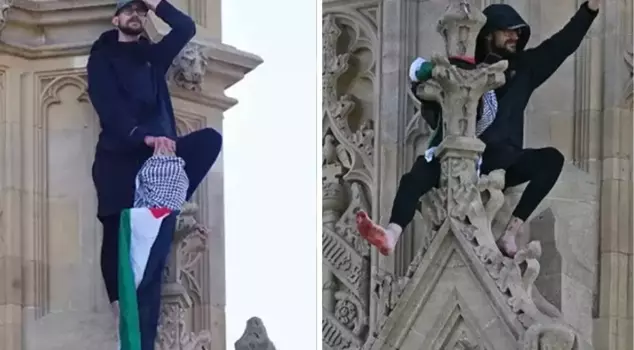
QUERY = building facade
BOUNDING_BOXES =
[322,0,633,349]
[0,0,261,349]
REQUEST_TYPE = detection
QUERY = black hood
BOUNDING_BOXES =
[90,29,151,58]
[475,4,531,63]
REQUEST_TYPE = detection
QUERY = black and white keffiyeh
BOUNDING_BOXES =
[476,90,498,136]
[134,155,189,211]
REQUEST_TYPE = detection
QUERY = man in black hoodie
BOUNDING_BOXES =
[475,0,599,257]
[356,0,599,258]
[87,0,222,318]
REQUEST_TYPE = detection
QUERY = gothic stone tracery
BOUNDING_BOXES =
[323,1,597,350]
[322,6,378,349]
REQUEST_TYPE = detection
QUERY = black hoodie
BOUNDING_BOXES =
[474,2,598,155]
[88,0,196,217]
[87,0,195,155]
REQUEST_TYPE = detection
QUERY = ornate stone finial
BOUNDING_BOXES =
[415,1,507,218]
[422,55,507,139]
[234,317,276,350]
[420,1,507,146]
[421,0,507,140]
[437,0,487,58]
[169,42,209,92]
[0,0,12,32]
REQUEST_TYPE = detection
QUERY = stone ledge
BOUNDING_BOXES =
[0,0,114,58]
[0,0,264,81]
[166,39,261,109]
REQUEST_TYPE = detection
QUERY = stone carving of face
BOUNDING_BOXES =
[171,44,208,91]
[112,2,148,36]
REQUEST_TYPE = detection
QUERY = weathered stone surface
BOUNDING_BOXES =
[234,317,276,350]
[0,3,262,349]
[323,0,632,349]
[322,7,377,350]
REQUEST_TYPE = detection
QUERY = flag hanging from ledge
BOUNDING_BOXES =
[118,207,177,350]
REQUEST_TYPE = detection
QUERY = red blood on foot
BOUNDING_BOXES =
[355,211,391,256]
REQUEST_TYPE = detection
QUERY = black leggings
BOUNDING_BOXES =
[98,128,222,303]
[389,146,564,228]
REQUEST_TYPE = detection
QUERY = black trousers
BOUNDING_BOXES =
[97,127,222,303]
[389,146,564,229]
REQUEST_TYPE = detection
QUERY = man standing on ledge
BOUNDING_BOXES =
[357,0,600,258]
[87,0,222,341]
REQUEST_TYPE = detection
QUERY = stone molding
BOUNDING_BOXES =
[0,0,262,108]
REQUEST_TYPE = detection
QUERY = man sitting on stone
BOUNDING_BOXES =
[356,55,499,256]
[357,0,600,257]
[87,0,222,322]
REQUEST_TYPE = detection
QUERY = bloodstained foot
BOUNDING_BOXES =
[497,234,518,258]
[356,211,392,256]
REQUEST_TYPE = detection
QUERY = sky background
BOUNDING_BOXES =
[222,0,319,348]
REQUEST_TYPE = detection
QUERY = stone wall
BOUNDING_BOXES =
[0,1,261,349]
[321,0,633,349]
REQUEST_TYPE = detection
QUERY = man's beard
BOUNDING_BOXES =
[118,21,143,36]
[491,42,517,58]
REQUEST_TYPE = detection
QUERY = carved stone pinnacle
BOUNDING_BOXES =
[234,317,276,350]
[422,1,508,172]
[437,0,487,58]
[419,1,510,225]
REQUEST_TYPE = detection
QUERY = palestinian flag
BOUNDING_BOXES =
[117,207,177,350]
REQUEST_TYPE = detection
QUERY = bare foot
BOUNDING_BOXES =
[356,211,395,255]
[497,234,518,258]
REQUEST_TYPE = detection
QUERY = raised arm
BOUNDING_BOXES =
[87,53,150,147]
[144,0,196,73]
[525,1,598,89]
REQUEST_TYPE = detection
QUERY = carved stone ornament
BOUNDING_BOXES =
[365,1,585,349]
[168,42,209,92]
[437,0,487,58]
[156,304,212,350]
[521,323,577,350]
[156,201,213,350]
[234,317,277,350]
[322,9,377,350]
[454,332,483,350]
[0,0,11,31]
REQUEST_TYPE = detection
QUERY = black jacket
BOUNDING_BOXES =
[475,2,598,150]
[88,1,196,217]
[88,0,196,155]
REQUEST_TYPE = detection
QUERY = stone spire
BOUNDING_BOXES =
[417,0,507,217]
[234,317,276,350]
[437,0,487,58]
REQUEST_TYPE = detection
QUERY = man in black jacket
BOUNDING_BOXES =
[357,0,599,258]
[87,0,221,325]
